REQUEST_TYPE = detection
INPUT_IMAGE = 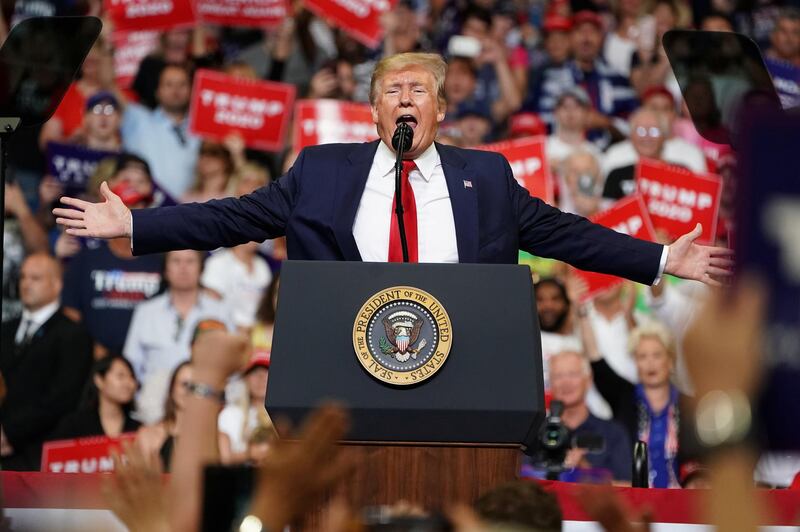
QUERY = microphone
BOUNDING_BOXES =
[392,121,414,152]
[392,121,414,262]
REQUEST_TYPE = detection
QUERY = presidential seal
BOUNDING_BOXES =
[353,286,453,385]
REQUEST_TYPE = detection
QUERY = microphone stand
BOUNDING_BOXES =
[392,123,413,263]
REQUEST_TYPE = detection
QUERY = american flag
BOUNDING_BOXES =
[463,180,473,188]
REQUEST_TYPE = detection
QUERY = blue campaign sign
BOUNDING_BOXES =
[765,57,800,111]
[47,142,118,193]
[737,105,800,449]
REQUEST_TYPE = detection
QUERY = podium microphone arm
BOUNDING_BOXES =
[391,122,414,263]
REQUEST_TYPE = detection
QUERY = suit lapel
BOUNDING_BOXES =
[437,143,479,263]
[332,141,381,261]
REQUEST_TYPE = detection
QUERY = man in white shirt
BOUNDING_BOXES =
[124,249,230,423]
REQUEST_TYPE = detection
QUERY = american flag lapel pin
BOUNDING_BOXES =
[463,180,473,189]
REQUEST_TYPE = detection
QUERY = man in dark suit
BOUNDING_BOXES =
[54,53,731,287]
[0,254,93,471]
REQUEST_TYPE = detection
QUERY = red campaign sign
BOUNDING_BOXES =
[189,69,296,152]
[195,0,289,27]
[41,433,137,473]
[292,99,378,150]
[635,158,723,245]
[112,31,160,89]
[573,195,657,300]
[104,0,196,33]
[475,136,553,203]
[303,0,396,48]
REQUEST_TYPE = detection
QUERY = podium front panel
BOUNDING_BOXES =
[266,261,545,444]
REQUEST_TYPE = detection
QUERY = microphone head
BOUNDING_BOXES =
[391,121,414,152]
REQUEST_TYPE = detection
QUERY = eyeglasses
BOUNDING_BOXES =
[635,126,662,138]
[91,103,116,116]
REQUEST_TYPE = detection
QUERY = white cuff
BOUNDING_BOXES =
[129,213,134,252]
[653,245,669,285]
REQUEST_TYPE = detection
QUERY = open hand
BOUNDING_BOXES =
[53,181,132,239]
[665,223,734,286]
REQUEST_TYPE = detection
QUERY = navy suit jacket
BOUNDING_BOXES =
[132,141,663,284]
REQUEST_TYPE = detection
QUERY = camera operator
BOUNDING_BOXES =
[537,351,632,482]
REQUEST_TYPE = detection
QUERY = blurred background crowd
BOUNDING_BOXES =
[1,0,800,499]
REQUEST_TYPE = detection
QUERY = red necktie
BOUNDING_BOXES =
[388,160,418,262]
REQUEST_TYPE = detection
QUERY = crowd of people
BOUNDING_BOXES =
[1,0,800,513]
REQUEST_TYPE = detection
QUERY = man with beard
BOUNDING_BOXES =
[535,277,611,418]
[121,64,201,199]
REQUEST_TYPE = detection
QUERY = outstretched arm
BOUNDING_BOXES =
[55,150,305,255]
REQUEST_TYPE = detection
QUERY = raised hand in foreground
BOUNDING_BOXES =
[247,404,352,531]
[102,442,170,532]
[53,181,132,239]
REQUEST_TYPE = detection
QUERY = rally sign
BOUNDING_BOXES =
[41,433,137,474]
[292,99,378,150]
[47,143,119,194]
[189,69,296,152]
[636,158,722,245]
[303,0,395,48]
[112,31,160,88]
[104,0,196,33]
[195,0,289,27]
[475,136,553,203]
[573,195,657,300]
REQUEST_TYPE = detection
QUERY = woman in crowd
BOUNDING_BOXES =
[136,361,193,471]
[218,353,274,464]
[578,317,693,488]
[181,142,235,204]
[50,355,140,439]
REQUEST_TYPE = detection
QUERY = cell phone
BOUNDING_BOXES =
[201,464,256,532]
[447,35,481,58]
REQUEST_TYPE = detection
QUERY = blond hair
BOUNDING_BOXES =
[628,321,676,363]
[370,52,447,107]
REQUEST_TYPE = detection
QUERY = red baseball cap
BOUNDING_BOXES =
[244,350,271,373]
[572,10,604,30]
[510,113,547,137]
[543,14,573,33]
[642,85,676,106]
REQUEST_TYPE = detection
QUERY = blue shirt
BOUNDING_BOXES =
[572,413,633,482]
[121,103,201,199]
[636,384,680,488]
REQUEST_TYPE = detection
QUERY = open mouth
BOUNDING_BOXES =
[396,115,418,129]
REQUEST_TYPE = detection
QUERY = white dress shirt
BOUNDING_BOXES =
[15,300,60,344]
[353,141,459,263]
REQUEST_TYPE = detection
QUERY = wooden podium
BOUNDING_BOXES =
[267,261,544,527]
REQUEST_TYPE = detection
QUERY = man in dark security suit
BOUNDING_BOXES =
[54,53,732,288]
[1,254,93,471]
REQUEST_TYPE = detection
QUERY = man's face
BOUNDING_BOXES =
[157,66,191,115]
[462,16,489,40]
[536,283,569,333]
[390,5,421,54]
[371,66,446,159]
[19,255,61,311]
[549,353,590,408]
[457,114,491,147]
[571,23,602,64]
[85,102,121,140]
[771,18,800,60]
[444,60,477,105]
[554,96,588,132]
[165,249,202,291]
[631,112,666,159]
[544,31,572,64]
[643,94,676,129]
[196,155,229,185]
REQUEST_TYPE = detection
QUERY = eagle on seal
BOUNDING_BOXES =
[381,311,426,362]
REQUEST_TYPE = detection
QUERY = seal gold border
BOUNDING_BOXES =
[353,286,453,386]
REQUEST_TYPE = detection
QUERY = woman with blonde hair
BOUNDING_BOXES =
[578,317,695,487]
